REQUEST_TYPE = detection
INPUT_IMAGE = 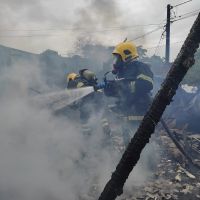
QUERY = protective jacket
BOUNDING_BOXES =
[105,60,153,116]
[69,73,104,137]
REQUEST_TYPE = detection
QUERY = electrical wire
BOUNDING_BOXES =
[54,40,186,56]
[0,7,198,55]
[146,40,184,50]
[171,9,200,22]
[172,12,199,22]
[172,0,192,8]
[178,8,200,17]
[0,24,164,38]
[154,27,166,55]
[0,23,164,32]
[130,26,163,41]
[1,9,198,39]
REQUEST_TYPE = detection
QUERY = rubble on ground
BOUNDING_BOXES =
[83,124,200,200]
[120,127,200,200]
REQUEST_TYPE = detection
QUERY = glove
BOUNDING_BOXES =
[94,82,106,91]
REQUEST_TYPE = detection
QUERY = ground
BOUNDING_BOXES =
[121,125,200,200]
[83,123,200,200]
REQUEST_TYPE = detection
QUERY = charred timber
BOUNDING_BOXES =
[98,13,200,200]
[160,119,200,169]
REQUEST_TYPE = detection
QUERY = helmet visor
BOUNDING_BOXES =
[113,54,123,70]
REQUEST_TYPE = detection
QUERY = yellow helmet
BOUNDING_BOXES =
[67,73,78,82]
[112,41,139,62]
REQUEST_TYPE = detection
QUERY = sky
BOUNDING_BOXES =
[0,0,199,61]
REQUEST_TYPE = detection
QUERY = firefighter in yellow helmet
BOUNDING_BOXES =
[112,41,139,74]
[103,41,153,147]
[67,72,78,89]
[67,69,98,88]
[110,40,153,112]
[67,69,107,141]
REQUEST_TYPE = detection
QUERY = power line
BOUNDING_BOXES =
[154,27,166,55]
[0,34,61,38]
[146,40,184,50]
[171,8,200,22]
[59,40,185,56]
[0,24,165,38]
[172,12,199,22]
[1,9,197,40]
[0,25,165,40]
[0,6,198,54]
[0,23,163,32]
[131,26,163,41]
[172,0,192,8]
[178,8,200,17]
[161,8,199,22]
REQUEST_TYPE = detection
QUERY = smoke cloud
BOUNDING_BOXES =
[0,60,159,199]
[74,0,119,28]
[0,0,200,59]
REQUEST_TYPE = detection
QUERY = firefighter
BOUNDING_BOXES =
[67,72,78,89]
[103,41,154,146]
[66,69,98,89]
[67,69,106,140]
[76,69,98,88]
[76,69,98,137]
[111,41,153,114]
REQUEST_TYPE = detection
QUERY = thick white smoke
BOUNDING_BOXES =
[0,62,84,199]
[0,61,159,200]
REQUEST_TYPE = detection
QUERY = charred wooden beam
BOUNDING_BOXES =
[98,13,200,200]
[160,119,200,169]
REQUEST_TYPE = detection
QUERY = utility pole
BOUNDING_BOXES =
[165,4,171,64]
[165,1,192,64]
